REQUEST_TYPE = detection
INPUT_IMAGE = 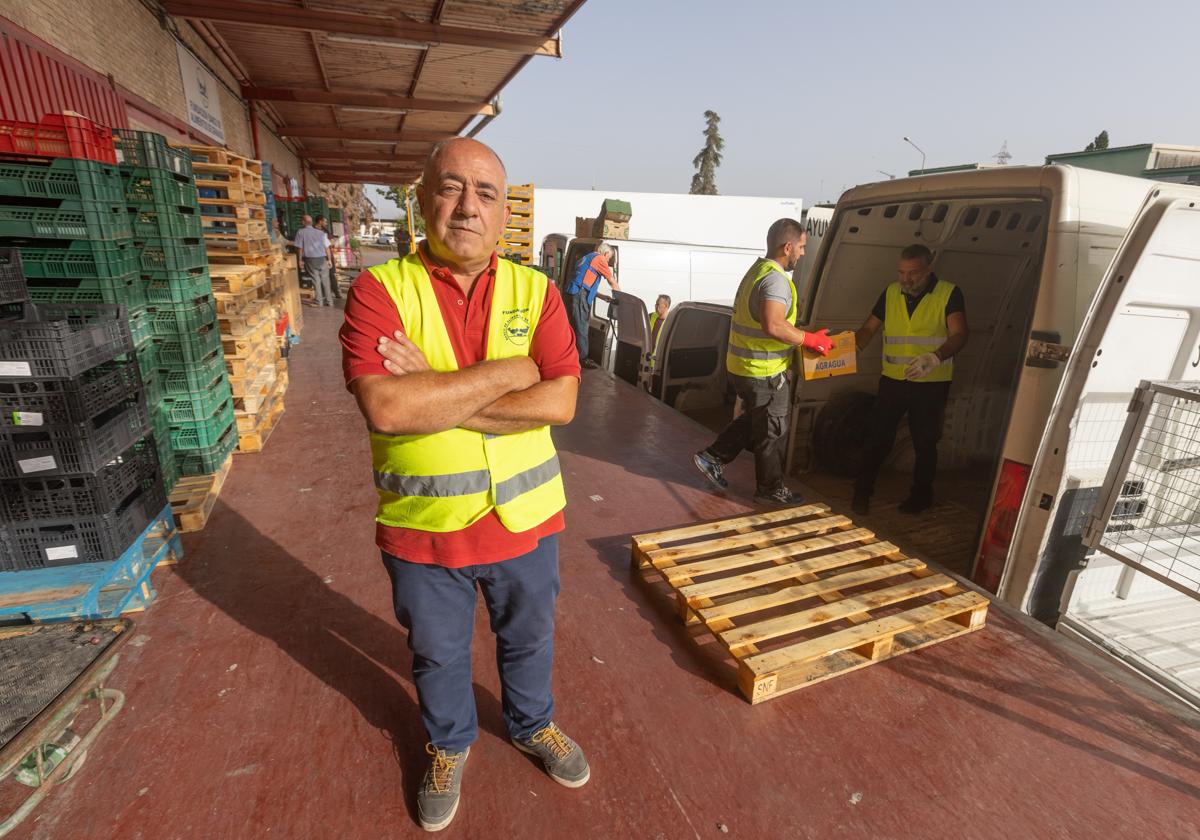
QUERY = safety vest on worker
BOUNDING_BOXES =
[881,279,955,382]
[726,258,798,378]
[366,254,566,533]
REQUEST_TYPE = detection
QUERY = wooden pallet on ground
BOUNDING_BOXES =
[235,381,285,454]
[224,340,273,378]
[167,454,233,533]
[631,504,989,704]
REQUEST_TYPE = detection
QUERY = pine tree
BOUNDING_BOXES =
[377,185,424,233]
[689,110,724,195]
[1084,130,1110,152]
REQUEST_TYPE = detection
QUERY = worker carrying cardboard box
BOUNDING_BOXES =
[852,243,969,515]
[692,218,834,505]
[340,138,586,832]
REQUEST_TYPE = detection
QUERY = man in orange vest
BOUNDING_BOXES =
[563,241,620,368]
[340,139,585,831]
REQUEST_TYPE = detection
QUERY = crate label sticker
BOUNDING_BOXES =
[115,148,125,164]
[17,455,57,473]
[13,411,43,427]
[0,361,32,377]
[45,545,79,562]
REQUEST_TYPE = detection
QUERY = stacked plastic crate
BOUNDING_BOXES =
[115,130,237,488]
[0,250,170,586]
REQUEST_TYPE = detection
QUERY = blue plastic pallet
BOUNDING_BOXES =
[0,504,181,622]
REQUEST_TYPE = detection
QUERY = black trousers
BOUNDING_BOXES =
[706,373,790,494]
[855,376,951,500]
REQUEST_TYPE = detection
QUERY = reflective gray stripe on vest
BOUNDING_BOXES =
[728,344,792,361]
[495,454,561,506]
[884,353,950,369]
[730,322,772,340]
[374,468,490,498]
[884,335,943,346]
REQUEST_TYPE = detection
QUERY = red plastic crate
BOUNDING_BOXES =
[0,114,118,164]
[275,311,289,336]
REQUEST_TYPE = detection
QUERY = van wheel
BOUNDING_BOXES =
[813,391,876,477]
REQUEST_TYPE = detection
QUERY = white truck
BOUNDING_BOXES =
[609,165,1200,705]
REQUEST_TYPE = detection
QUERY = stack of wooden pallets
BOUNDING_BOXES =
[183,146,270,267]
[500,183,534,264]
[632,504,989,704]
[208,263,286,454]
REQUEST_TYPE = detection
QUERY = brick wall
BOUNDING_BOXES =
[1,0,318,193]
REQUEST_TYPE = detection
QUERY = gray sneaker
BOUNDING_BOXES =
[512,722,590,788]
[693,451,728,489]
[417,744,469,832]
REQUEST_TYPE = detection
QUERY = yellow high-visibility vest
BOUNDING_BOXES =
[366,254,566,533]
[726,258,797,378]
[881,279,955,382]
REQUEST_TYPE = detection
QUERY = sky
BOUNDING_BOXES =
[369,0,1200,215]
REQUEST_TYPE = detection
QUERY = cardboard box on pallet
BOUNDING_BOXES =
[800,331,857,380]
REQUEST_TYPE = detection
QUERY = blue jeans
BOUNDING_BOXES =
[382,536,560,752]
[566,290,592,362]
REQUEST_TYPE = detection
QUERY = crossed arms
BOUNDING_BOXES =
[351,333,578,436]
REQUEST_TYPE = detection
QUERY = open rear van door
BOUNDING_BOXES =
[652,303,732,415]
[1002,186,1200,700]
[609,290,653,387]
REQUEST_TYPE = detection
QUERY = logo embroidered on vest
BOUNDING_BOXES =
[503,308,532,345]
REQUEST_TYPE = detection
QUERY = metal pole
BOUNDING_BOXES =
[902,136,926,173]
[248,100,262,161]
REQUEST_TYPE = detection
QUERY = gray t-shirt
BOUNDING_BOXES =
[748,262,793,323]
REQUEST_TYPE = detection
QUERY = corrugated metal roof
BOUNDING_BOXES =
[166,0,586,184]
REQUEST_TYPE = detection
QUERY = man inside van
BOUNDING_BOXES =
[852,243,968,515]
[564,241,620,369]
[692,219,833,506]
[650,294,670,355]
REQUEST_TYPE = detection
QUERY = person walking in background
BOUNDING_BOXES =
[315,214,342,301]
[290,214,335,307]
[563,241,620,369]
[340,138,586,832]
[852,243,968,515]
[649,294,670,352]
[693,219,833,506]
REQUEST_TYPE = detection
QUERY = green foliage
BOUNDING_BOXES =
[1084,130,1110,152]
[689,110,724,195]
[377,185,425,233]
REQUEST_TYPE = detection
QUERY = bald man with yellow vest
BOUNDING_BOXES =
[340,139,587,832]
[852,243,969,516]
[693,218,834,505]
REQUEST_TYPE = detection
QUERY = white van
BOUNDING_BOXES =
[638,165,1200,704]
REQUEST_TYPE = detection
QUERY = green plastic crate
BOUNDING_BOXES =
[112,130,193,178]
[0,158,124,204]
[148,297,216,338]
[162,377,232,425]
[136,237,206,272]
[154,323,222,368]
[156,429,179,492]
[135,339,156,382]
[16,238,140,279]
[170,397,235,450]
[128,304,153,347]
[158,353,225,397]
[174,420,237,476]
[0,200,132,240]
[128,204,202,239]
[122,167,199,209]
[142,266,212,306]
[25,272,146,310]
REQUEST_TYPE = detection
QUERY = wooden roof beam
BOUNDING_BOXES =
[244,87,494,116]
[161,0,562,57]
[277,126,456,143]
[305,155,427,165]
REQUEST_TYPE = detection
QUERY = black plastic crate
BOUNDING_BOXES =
[0,399,150,479]
[112,130,193,178]
[0,437,160,521]
[0,302,132,380]
[0,247,27,305]
[0,480,166,570]
[0,359,142,431]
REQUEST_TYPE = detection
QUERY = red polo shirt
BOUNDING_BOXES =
[339,247,580,567]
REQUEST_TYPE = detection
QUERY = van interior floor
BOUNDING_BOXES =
[798,468,991,578]
[8,306,1199,839]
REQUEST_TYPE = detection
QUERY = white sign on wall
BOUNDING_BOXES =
[176,43,225,143]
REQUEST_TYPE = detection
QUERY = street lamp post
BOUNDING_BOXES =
[902,136,927,174]
[876,169,896,180]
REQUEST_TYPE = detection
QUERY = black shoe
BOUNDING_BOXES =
[754,486,803,507]
[851,492,870,516]
[692,451,728,489]
[898,494,933,514]
[581,358,599,370]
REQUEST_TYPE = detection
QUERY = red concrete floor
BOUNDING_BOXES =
[11,304,1200,840]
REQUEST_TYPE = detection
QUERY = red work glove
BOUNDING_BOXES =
[801,328,833,356]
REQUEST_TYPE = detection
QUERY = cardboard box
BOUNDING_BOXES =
[575,216,595,237]
[801,331,857,380]
[595,219,629,239]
